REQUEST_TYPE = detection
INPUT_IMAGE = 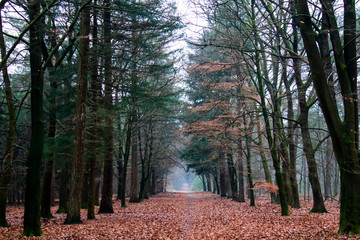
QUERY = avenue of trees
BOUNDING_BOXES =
[0,0,181,236]
[0,0,359,237]
[181,0,359,235]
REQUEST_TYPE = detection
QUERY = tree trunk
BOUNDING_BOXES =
[298,106,327,213]
[206,175,212,192]
[256,111,275,202]
[151,168,156,195]
[236,92,245,202]
[250,0,288,215]
[139,120,153,201]
[324,138,332,201]
[64,0,90,224]
[116,95,123,200]
[138,125,146,200]
[23,0,44,235]
[226,153,237,200]
[40,79,57,218]
[41,13,59,216]
[87,5,99,216]
[282,58,300,208]
[201,175,207,191]
[219,150,227,197]
[129,110,139,202]
[290,5,326,212]
[81,168,89,209]
[98,0,114,214]
[56,43,76,214]
[0,9,16,228]
[244,115,255,206]
[236,139,245,202]
[120,117,132,207]
[296,0,359,233]
[57,162,69,213]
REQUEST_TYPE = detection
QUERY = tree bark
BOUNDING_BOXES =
[129,109,139,202]
[0,9,16,228]
[116,94,123,200]
[296,0,359,233]
[324,139,332,201]
[291,8,327,212]
[243,114,255,206]
[256,111,275,202]
[219,150,227,197]
[98,0,114,214]
[236,91,245,202]
[64,0,90,224]
[40,72,57,218]
[87,2,99,217]
[120,117,132,207]
[23,0,44,235]
[236,138,245,202]
[282,58,300,208]
[227,152,237,200]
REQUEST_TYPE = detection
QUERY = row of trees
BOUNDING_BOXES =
[181,0,359,235]
[0,0,182,236]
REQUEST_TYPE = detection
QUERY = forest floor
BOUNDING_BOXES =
[0,192,359,239]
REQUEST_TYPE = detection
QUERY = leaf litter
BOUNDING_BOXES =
[0,192,359,239]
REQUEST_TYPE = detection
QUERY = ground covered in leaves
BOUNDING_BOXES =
[1,192,359,239]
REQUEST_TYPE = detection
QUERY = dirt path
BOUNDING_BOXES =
[0,192,357,239]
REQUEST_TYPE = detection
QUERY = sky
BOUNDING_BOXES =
[167,0,208,82]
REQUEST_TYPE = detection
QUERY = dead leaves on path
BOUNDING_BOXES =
[0,192,359,239]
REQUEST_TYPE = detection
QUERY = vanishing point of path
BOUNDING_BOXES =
[0,192,357,239]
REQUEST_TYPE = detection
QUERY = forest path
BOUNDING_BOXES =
[0,192,348,239]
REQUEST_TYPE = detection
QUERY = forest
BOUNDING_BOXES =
[0,0,359,238]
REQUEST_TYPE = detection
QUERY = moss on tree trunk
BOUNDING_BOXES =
[338,169,360,234]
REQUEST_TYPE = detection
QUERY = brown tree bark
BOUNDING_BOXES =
[64,0,91,224]
[120,116,132,207]
[219,150,227,197]
[243,114,255,206]
[40,73,57,218]
[87,0,100,219]
[98,0,114,214]
[129,109,139,202]
[23,0,44,235]
[0,9,16,228]
[236,90,245,202]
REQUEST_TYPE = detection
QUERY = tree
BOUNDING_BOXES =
[87,0,100,219]
[98,0,114,214]
[295,0,359,234]
[23,0,44,235]
[0,5,16,227]
[65,0,91,224]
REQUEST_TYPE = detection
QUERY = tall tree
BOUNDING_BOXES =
[295,0,359,234]
[40,13,58,219]
[87,0,99,219]
[23,0,44,235]
[64,0,91,224]
[99,0,114,213]
[0,6,16,227]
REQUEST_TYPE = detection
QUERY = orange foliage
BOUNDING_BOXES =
[253,180,279,193]
[188,61,232,73]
